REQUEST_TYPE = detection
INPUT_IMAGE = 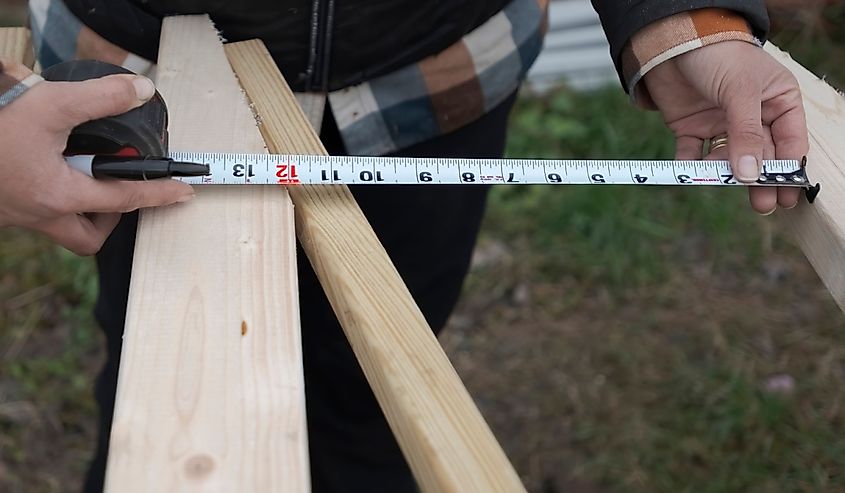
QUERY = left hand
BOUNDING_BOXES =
[0,68,195,255]
[643,40,808,214]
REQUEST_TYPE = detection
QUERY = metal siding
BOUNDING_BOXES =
[526,0,617,90]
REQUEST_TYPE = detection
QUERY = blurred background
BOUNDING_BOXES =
[2,1,845,492]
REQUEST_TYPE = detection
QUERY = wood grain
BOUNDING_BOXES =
[104,16,309,492]
[0,27,32,66]
[766,43,845,312]
[293,92,326,131]
[226,39,526,493]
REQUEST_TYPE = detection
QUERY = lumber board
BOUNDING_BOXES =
[0,27,32,66]
[226,39,526,493]
[293,92,326,131]
[766,43,845,312]
[104,16,309,492]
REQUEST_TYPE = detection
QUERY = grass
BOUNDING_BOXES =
[439,11,845,490]
[3,4,845,492]
[768,1,845,89]
[0,234,101,492]
[495,86,761,288]
[446,83,845,492]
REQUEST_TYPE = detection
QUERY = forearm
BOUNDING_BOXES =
[622,9,761,108]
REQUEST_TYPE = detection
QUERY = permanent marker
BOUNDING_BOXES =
[65,155,210,180]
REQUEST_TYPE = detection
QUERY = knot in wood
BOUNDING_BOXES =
[184,454,215,480]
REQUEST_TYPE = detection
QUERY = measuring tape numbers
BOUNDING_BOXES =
[169,152,819,201]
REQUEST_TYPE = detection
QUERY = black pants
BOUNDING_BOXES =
[84,91,517,493]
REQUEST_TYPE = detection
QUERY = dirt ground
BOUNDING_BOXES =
[441,230,845,492]
[3,225,844,492]
[3,1,845,492]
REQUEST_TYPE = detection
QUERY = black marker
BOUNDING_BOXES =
[65,155,210,180]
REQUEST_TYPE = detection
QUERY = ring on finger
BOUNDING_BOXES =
[708,133,729,153]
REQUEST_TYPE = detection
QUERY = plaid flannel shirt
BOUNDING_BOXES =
[19,1,758,154]
[621,8,759,108]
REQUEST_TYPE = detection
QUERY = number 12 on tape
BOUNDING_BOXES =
[170,152,817,200]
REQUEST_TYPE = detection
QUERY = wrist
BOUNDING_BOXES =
[622,9,760,109]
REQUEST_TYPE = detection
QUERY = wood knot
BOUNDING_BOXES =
[238,236,258,249]
[241,320,248,336]
[184,454,215,480]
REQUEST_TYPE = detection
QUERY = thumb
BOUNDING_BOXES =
[49,74,157,128]
[722,77,765,183]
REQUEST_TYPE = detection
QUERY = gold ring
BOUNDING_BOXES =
[708,133,729,153]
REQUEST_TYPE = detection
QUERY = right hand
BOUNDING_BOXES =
[0,68,195,255]
[642,41,808,215]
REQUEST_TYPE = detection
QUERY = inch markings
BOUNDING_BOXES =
[168,152,810,189]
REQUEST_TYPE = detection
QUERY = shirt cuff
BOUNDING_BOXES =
[0,60,43,109]
[620,8,761,109]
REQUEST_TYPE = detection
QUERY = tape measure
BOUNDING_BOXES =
[44,60,819,201]
[168,151,819,200]
[43,60,169,157]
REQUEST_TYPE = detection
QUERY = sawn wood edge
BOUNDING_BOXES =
[226,39,527,493]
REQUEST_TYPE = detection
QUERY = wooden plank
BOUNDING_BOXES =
[293,92,326,131]
[766,42,845,312]
[0,27,32,66]
[104,16,309,492]
[226,40,526,493]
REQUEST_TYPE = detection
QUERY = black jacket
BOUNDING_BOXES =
[62,0,770,93]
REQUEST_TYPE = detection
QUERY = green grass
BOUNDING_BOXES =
[0,233,101,491]
[769,1,845,90]
[453,12,845,489]
[3,5,845,491]
[494,86,764,287]
[447,19,845,488]
[473,85,845,492]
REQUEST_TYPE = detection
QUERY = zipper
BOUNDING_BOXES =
[300,0,335,92]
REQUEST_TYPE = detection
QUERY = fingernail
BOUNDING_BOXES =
[132,76,156,102]
[738,155,761,182]
[177,192,195,203]
[761,206,777,216]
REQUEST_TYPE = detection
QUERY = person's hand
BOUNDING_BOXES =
[0,69,194,255]
[642,40,808,214]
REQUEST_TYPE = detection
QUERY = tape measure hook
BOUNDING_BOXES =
[800,156,821,203]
